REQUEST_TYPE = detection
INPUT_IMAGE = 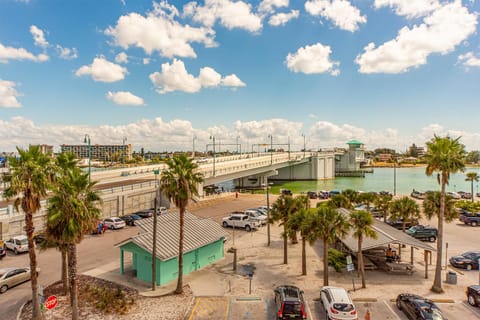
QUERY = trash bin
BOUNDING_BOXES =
[446,271,457,284]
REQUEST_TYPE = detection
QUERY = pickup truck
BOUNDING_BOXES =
[463,214,480,227]
[222,213,259,232]
[406,225,438,242]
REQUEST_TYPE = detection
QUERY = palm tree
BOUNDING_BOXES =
[309,206,349,285]
[349,210,377,288]
[3,146,55,320]
[375,193,393,222]
[389,196,421,232]
[357,192,378,212]
[328,194,351,209]
[36,236,69,296]
[47,165,101,320]
[424,135,466,293]
[160,155,203,294]
[423,191,458,223]
[270,195,299,264]
[285,209,314,275]
[342,189,359,205]
[465,172,479,202]
[290,195,310,244]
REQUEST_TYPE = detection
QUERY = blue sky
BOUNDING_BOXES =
[0,0,479,152]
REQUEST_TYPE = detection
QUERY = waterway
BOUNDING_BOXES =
[222,167,480,196]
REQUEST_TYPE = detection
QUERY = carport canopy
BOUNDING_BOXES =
[337,208,436,253]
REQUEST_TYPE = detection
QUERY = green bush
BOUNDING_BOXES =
[328,248,347,272]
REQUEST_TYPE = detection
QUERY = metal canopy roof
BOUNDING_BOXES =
[338,208,436,253]
[116,211,228,261]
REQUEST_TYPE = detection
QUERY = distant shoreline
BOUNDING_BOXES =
[366,162,480,169]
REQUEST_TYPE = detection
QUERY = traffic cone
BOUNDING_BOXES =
[365,309,371,320]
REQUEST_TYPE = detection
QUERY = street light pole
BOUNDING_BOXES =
[122,136,127,164]
[152,169,160,290]
[393,151,397,196]
[268,134,273,165]
[302,134,306,158]
[266,179,271,246]
[210,136,216,176]
[236,136,240,155]
[83,134,91,182]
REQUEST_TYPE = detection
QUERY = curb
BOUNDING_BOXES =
[236,296,262,301]
[16,300,28,320]
[389,298,455,303]
[352,298,378,302]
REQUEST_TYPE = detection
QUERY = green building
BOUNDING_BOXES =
[116,212,228,286]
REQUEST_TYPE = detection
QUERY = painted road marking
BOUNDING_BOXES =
[188,296,229,320]
[383,300,402,320]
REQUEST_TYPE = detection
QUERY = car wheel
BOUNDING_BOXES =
[110,225,114,230]
[0,285,7,293]
[396,299,402,310]
[14,248,18,255]
[472,221,478,227]
[468,294,477,306]
[429,236,436,242]
[245,225,252,232]
[222,222,228,228]
[467,264,473,271]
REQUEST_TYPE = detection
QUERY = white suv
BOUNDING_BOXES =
[320,286,357,320]
[244,210,267,225]
[5,235,31,254]
[103,217,126,230]
[222,213,259,232]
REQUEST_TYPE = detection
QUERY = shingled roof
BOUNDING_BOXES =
[116,211,228,261]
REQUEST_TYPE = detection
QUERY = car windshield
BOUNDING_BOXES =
[420,304,444,319]
[20,238,28,245]
[333,303,354,312]
[283,302,301,314]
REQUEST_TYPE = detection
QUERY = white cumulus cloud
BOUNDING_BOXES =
[106,91,144,106]
[56,45,78,60]
[149,59,246,94]
[0,80,21,108]
[458,52,480,67]
[269,10,299,26]
[183,0,263,33]
[30,25,49,48]
[258,0,289,13]
[355,1,478,74]
[305,0,366,32]
[374,0,440,19]
[75,56,128,82]
[105,2,216,58]
[0,43,49,63]
[286,43,340,75]
[115,52,128,64]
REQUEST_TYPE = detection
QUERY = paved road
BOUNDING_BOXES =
[0,226,140,320]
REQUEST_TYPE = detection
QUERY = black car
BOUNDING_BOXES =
[406,225,438,242]
[274,285,307,320]
[135,210,153,218]
[306,191,317,199]
[120,214,142,226]
[449,251,480,270]
[467,285,480,307]
[396,293,447,320]
[280,189,293,196]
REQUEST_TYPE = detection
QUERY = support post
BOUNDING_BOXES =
[424,250,428,279]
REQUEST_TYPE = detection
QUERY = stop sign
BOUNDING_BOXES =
[44,295,58,310]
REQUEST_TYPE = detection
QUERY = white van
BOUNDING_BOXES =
[320,286,357,320]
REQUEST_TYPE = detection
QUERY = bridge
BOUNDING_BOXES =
[0,151,335,239]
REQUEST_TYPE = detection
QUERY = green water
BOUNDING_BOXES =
[268,167,480,196]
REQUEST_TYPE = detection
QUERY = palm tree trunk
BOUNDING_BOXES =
[25,211,42,320]
[283,224,288,264]
[471,180,475,202]
[61,247,68,296]
[68,243,79,320]
[301,236,306,276]
[432,180,446,293]
[323,238,329,286]
[358,237,366,288]
[175,208,185,294]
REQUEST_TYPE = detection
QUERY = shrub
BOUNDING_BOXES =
[328,248,347,272]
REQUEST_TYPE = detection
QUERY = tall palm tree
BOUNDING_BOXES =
[3,146,55,320]
[465,172,479,202]
[290,195,310,244]
[47,165,101,320]
[425,135,466,293]
[328,194,351,209]
[270,195,299,264]
[423,191,458,223]
[160,155,203,294]
[389,196,421,232]
[375,193,393,222]
[349,210,377,288]
[309,206,349,285]
[342,189,359,206]
[285,209,314,275]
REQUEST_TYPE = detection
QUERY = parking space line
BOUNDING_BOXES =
[306,299,317,320]
[382,300,402,320]
[461,302,480,317]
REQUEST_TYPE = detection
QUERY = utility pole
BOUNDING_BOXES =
[152,169,160,290]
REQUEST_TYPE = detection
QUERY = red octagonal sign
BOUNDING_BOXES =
[45,295,58,310]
